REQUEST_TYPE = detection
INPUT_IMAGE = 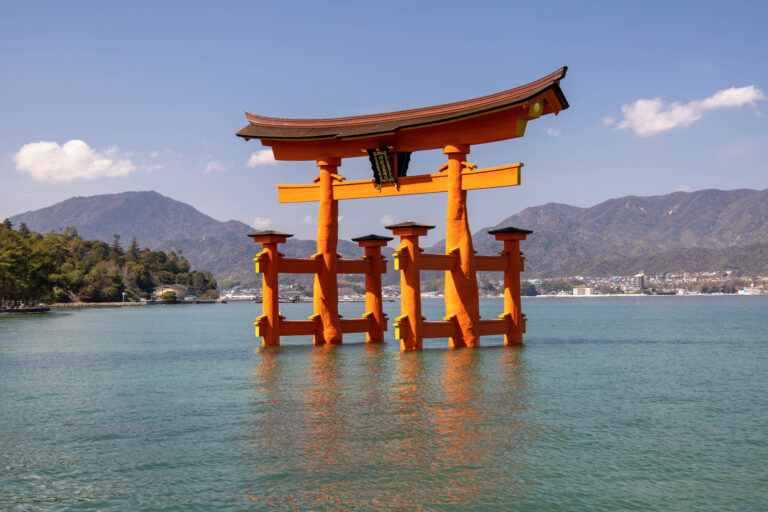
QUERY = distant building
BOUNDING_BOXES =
[573,286,594,296]
[633,273,645,291]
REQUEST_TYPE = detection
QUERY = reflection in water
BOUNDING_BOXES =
[241,346,536,510]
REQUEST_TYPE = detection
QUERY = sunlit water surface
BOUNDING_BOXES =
[1,297,766,511]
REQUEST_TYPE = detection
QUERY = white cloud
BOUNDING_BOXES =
[545,128,562,136]
[673,184,692,192]
[204,160,227,173]
[756,111,763,118]
[602,116,615,126]
[13,139,135,182]
[150,150,160,158]
[696,86,764,109]
[617,85,765,137]
[380,214,395,225]
[253,217,272,230]
[247,149,277,167]
[299,216,341,225]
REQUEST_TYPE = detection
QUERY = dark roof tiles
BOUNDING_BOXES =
[351,234,394,242]
[247,230,294,238]
[487,227,533,235]
[238,67,568,141]
[384,221,436,230]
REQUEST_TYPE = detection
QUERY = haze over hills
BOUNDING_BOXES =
[9,188,768,287]
[430,188,768,276]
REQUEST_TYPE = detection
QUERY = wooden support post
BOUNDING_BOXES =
[489,227,533,345]
[247,230,293,347]
[443,144,480,348]
[314,158,343,345]
[352,234,393,343]
[386,222,434,350]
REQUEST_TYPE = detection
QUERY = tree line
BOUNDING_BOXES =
[0,219,217,305]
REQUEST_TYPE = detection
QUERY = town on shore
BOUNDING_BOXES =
[222,269,768,303]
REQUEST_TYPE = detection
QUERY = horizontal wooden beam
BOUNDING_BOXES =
[340,317,372,334]
[256,257,387,275]
[419,253,457,271]
[422,321,458,339]
[255,316,387,338]
[278,258,321,274]
[475,255,507,272]
[478,319,509,336]
[337,259,387,274]
[277,163,522,203]
[255,319,322,338]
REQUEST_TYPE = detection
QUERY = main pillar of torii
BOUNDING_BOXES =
[237,67,569,348]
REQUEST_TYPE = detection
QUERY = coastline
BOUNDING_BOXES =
[49,300,225,309]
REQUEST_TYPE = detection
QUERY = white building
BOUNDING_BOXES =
[573,286,594,296]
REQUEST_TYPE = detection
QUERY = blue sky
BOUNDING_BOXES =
[1,1,766,245]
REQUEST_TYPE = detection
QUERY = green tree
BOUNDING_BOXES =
[18,222,30,238]
[126,237,139,261]
[521,281,539,296]
[161,290,177,303]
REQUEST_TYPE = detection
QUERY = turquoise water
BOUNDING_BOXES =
[1,297,766,511]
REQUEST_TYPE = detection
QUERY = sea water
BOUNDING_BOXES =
[1,297,766,511]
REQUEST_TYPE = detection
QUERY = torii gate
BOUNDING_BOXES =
[238,67,569,350]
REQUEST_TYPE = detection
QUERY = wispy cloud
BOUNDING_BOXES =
[602,116,615,126]
[616,85,764,137]
[253,217,272,230]
[673,184,692,192]
[247,149,277,167]
[203,160,227,173]
[545,127,562,136]
[380,214,395,225]
[300,215,341,225]
[14,139,135,182]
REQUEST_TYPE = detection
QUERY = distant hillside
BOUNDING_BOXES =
[429,188,768,277]
[11,188,768,286]
[10,191,362,287]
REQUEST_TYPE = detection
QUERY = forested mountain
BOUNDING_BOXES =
[430,188,768,276]
[0,221,217,304]
[10,191,361,287]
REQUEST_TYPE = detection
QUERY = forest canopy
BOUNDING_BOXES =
[0,219,217,304]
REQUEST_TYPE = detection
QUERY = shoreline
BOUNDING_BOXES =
[49,300,225,308]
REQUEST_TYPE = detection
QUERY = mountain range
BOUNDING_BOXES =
[9,188,768,286]
[430,188,768,276]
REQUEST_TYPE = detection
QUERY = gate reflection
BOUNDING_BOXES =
[242,345,535,509]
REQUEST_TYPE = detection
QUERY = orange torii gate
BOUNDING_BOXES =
[238,67,569,350]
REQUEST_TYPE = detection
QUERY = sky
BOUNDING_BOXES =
[1,1,766,245]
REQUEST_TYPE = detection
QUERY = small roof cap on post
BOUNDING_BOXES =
[352,234,394,247]
[384,221,435,230]
[488,226,533,241]
[385,221,435,237]
[351,234,394,242]
[247,230,294,244]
